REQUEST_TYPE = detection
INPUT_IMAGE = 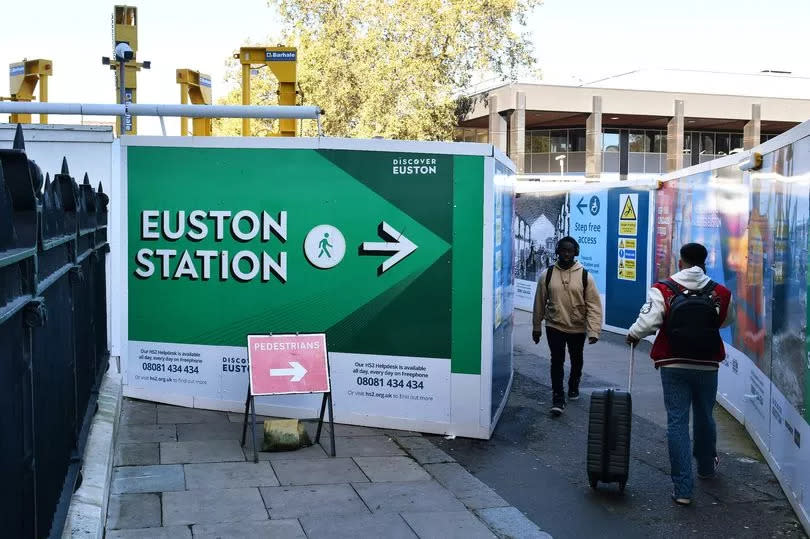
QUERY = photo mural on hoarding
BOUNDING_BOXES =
[513,184,649,331]
[492,160,515,419]
[124,143,498,434]
[515,190,613,308]
[654,132,810,532]
[514,191,568,306]
[767,142,810,418]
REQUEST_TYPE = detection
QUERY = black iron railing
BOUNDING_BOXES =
[0,125,110,538]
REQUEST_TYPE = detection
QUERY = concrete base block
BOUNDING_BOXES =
[262,419,312,451]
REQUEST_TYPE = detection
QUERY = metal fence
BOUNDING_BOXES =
[0,125,110,538]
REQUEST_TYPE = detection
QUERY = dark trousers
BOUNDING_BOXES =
[546,326,586,396]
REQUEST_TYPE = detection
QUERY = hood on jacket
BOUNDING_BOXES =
[555,261,584,272]
[670,266,712,290]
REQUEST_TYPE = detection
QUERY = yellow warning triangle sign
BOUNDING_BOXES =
[621,197,637,220]
[619,239,625,248]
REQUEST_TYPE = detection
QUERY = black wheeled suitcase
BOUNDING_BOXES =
[586,344,635,492]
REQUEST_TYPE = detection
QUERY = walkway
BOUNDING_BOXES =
[106,398,550,538]
[430,311,806,538]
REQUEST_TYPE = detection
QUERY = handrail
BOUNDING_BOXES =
[0,101,321,120]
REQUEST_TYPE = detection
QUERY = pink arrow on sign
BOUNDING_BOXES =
[270,361,308,382]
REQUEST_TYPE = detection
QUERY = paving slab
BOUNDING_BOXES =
[106,493,161,530]
[396,436,455,464]
[243,442,328,462]
[353,480,467,514]
[384,429,423,438]
[115,443,159,467]
[185,461,279,489]
[301,512,417,539]
[475,507,552,539]
[324,435,406,457]
[272,457,367,485]
[163,487,267,525]
[320,423,385,437]
[401,510,496,539]
[157,404,229,424]
[228,412,274,423]
[299,420,423,439]
[354,456,431,482]
[192,519,306,539]
[176,421,244,442]
[106,526,192,539]
[424,463,509,510]
[111,465,185,494]
[118,424,176,444]
[260,484,370,519]
[160,440,246,464]
[120,400,157,425]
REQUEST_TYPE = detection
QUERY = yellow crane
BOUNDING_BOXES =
[176,69,213,136]
[1,59,52,124]
[234,46,298,137]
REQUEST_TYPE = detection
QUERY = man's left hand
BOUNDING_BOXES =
[588,337,598,345]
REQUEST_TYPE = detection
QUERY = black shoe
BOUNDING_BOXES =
[568,388,580,401]
[698,456,720,479]
[551,394,566,416]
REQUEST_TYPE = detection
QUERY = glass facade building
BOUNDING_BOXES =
[453,125,780,176]
[520,128,776,175]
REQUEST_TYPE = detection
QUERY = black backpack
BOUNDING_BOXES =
[545,266,588,301]
[661,279,722,359]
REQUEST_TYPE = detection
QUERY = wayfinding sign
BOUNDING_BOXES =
[247,334,330,395]
[121,137,515,439]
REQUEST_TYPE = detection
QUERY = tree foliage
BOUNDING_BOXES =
[215,0,540,140]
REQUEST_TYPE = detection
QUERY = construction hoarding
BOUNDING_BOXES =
[655,124,810,530]
[116,137,514,438]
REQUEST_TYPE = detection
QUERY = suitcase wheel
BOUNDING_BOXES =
[589,478,598,490]
[619,481,626,493]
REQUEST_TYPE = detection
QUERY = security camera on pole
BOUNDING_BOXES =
[116,43,132,135]
[101,5,150,135]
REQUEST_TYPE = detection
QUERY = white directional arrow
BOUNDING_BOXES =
[361,221,418,274]
[269,361,308,382]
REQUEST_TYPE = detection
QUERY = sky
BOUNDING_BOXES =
[2,0,809,135]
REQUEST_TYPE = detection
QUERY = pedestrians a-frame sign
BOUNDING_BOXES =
[242,332,336,460]
[247,333,330,395]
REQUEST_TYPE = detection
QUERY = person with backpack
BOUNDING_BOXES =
[626,243,733,506]
[533,236,603,416]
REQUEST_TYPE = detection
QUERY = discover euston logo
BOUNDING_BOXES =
[392,157,437,175]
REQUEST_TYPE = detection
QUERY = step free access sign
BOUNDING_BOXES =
[247,333,330,395]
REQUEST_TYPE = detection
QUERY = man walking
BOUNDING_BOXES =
[533,237,603,416]
[626,243,733,506]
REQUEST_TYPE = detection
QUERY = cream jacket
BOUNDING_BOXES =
[533,262,603,339]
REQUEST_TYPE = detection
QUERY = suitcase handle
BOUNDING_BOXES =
[628,344,635,393]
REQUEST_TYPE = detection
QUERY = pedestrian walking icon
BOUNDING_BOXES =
[318,233,333,258]
[305,225,346,269]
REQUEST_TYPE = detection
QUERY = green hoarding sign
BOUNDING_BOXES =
[122,138,513,438]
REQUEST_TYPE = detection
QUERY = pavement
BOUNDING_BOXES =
[430,311,807,539]
[105,400,551,538]
[103,310,807,538]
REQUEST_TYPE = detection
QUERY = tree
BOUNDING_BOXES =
[214,0,541,140]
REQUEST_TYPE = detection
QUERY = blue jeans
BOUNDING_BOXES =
[660,367,718,498]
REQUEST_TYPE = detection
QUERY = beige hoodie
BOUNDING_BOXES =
[533,262,603,339]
